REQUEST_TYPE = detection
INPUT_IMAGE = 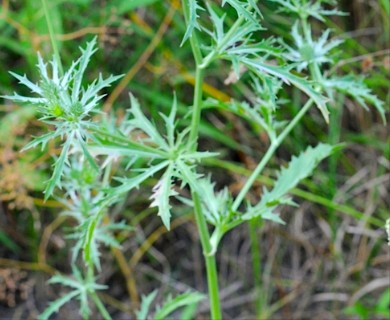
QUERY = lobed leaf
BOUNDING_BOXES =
[195,176,232,225]
[241,57,330,122]
[89,142,167,160]
[8,71,43,95]
[44,136,73,200]
[48,274,83,289]
[136,290,158,320]
[269,143,336,199]
[323,75,386,123]
[21,131,57,151]
[222,0,259,23]
[150,163,178,230]
[181,0,204,46]
[242,143,337,222]
[71,37,98,102]
[128,94,168,149]
[38,291,79,320]
[111,161,170,196]
[159,94,177,148]
[269,0,347,21]
[206,3,226,43]
[175,159,204,195]
[2,92,46,104]
[81,73,123,114]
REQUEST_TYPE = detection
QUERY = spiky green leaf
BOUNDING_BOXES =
[222,0,259,23]
[268,0,347,21]
[38,291,79,320]
[112,161,170,196]
[128,94,168,149]
[181,0,204,46]
[150,163,178,230]
[44,136,73,200]
[241,57,330,122]
[71,37,98,101]
[136,290,158,320]
[243,143,337,221]
[323,75,386,123]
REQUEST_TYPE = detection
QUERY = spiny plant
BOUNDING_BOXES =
[2,0,386,319]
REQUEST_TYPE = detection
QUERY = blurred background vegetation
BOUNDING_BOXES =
[0,0,389,319]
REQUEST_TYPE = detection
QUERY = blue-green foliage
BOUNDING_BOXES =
[3,37,122,200]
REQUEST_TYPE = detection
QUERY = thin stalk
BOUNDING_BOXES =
[187,66,205,151]
[181,0,205,150]
[87,259,94,284]
[90,291,112,320]
[232,98,315,211]
[227,35,318,310]
[328,94,344,235]
[102,162,112,187]
[41,0,63,76]
[239,98,315,318]
[186,67,221,317]
[192,192,222,320]
[181,1,222,318]
[248,218,263,315]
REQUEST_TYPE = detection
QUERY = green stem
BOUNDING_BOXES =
[328,94,344,234]
[232,98,315,211]
[187,66,205,151]
[182,1,222,318]
[187,69,222,317]
[90,291,112,320]
[249,218,263,315]
[192,192,222,319]
[41,0,63,76]
[181,0,205,151]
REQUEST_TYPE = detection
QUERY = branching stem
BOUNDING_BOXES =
[232,98,315,211]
